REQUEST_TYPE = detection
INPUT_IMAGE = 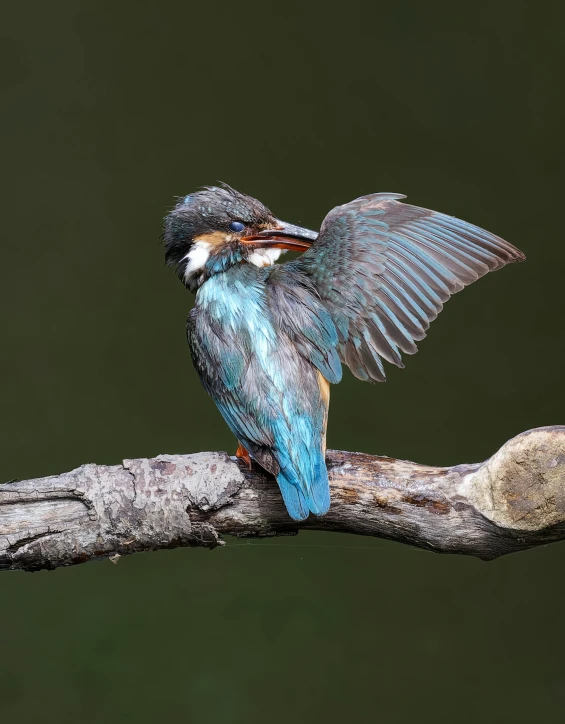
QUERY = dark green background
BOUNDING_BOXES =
[2,1,564,722]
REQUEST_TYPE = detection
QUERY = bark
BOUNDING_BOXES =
[1,426,564,571]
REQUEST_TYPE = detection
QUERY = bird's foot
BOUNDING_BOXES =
[235,443,252,469]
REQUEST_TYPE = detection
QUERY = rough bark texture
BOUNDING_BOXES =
[1,426,564,571]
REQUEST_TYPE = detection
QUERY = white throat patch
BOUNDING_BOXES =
[183,241,284,281]
[248,248,284,267]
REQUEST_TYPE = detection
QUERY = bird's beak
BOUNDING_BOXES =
[240,221,318,251]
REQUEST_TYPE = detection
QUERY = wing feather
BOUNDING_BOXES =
[288,193,525,381]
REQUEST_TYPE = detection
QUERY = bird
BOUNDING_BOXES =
[163,184,525,521]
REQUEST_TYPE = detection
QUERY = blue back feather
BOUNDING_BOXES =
[188,265,339,521]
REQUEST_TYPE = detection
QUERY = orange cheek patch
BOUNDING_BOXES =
[193,230,230,247]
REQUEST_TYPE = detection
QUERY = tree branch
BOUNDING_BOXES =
[1,426,564,570]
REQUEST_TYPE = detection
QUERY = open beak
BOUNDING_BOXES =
[240,220,318,251]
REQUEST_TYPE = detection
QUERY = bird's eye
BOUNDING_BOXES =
[229,221,245,233]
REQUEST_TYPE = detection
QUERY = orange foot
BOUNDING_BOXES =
[235,442,252,469]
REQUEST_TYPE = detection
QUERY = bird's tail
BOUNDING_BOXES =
[276,452,330,522]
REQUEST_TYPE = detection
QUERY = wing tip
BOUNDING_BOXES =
[360,192,407,208]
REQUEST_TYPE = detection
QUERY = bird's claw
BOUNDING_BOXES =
[235,443,252,469]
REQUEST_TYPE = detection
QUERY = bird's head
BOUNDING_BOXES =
[163,184,317,291]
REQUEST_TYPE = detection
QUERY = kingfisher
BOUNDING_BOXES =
[163,185,524,521]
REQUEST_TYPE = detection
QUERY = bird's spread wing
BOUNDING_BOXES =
[288,193,525,382]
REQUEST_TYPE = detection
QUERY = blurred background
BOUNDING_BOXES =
[1,1,564,722]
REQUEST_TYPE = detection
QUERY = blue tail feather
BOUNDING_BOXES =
[276,468,310,521]
[308,456,331,515]
[276,451,330,521]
